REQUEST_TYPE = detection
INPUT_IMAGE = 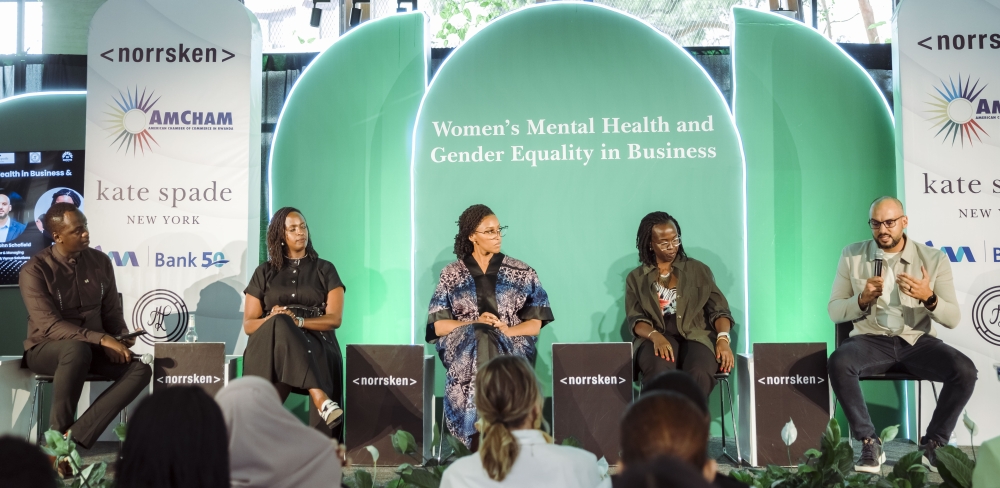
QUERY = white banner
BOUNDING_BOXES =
[85,0,262,355]
[895,0,1000,444]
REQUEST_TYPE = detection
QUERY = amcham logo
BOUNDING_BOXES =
[925,75,989,147]
[103,86,160,155]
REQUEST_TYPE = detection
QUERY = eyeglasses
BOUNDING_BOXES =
[653,237,682,249]
[868,217,904,230]
[475,226,508,238]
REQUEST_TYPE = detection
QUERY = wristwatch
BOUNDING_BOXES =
[921,293,937,308]
[296,316,305,328]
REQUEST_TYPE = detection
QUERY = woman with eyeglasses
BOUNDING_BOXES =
[626,211,735,396]
[426,204,554,448]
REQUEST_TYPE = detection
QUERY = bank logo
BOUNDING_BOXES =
[132,289,189,345]
[972,286,1000,346]
[352,376,417,386]
[559,375,626,385]
[104,86,160,155]
[925,75,989,147]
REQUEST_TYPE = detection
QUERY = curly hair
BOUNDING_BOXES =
[50,188,82,208]
[453,204,494,259]
[266,206,318,270]
[636,211,687,266]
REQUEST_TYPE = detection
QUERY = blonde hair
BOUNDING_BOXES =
[475,356,547,481]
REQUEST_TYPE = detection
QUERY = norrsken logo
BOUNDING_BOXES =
[103,86,234,156]
[925,241,976,263]
[352,376,417,386]
[132,289,188,345]
[925,74,990,147]
[971,286,1000,346]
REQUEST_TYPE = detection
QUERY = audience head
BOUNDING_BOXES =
[0,193,11,220]
[266,206,317,269]
[636,211,687,266]
[620,391,715,482]
[641,371,708,416]
[50,188,82,208]
[475,355,544,481]
[43,203,88,252]
[615,455,714,488]
[454,204,501,258]
[0,436,59,488]
[868,196,907,250]
[116,386,229,488]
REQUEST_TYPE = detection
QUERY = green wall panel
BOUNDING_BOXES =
[269,13,426,350]
[733,8,912,440]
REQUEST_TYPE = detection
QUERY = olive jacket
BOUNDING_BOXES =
[625,257,734,364]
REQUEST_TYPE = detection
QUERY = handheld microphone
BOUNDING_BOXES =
[114,330,147,341]
[874,249,884,277]
[132,353,153,365]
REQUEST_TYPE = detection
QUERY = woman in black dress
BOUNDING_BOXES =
[242,207,345,434]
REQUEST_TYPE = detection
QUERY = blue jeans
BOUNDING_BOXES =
[828,334,977,443]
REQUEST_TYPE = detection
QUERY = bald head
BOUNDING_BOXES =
[869,196,903,218]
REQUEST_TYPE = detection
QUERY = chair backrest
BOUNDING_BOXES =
[834,322,853,349]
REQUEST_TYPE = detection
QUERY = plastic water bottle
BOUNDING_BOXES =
[184,314,198,343]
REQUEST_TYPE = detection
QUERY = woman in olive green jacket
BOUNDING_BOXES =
[626,211,735,395]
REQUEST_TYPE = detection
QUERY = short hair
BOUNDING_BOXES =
[640,371,708,415]
[869,196,903,214]
[620,392,708,469]
[636,211,688,266]
[42,202,81,234]
[50,188,81,208]
[0,436,59,488]
[475,355,543,481]
[116,387,229,488]
[453,204,495,259]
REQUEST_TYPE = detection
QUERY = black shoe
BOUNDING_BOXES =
[919,437,943,471]
[855,436,885,474]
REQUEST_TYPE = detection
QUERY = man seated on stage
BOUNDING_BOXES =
[20,202,151,451]
[828,196,976,473]
[0,192,27,242]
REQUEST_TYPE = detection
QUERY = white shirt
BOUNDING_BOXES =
[875,251,905,334]
[440,430,610,488]
[0,219,9,242]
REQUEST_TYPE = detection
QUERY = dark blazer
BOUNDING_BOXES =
[3,218,26,242]
[625,257,734,362]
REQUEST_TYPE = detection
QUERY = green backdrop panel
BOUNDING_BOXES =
[269,13,426,352]
[732,8,911,439]
[0,92,87,356]
[413,3,747,413]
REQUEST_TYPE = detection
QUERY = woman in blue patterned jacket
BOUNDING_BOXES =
[425,204,554,447]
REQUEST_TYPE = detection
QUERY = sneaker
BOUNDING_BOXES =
[855,436,885,474]
[319,399,343,428]
[919,437,943,472]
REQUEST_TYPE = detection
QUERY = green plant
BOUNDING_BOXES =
[344,428,473,488]
[40,429,112,488]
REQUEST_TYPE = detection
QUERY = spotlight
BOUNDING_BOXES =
[310,0,331,27]
[396,0,416,12]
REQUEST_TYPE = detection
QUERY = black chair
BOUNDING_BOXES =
[713,371,741,465]
[834,322,938,444]
[29,374,128,449]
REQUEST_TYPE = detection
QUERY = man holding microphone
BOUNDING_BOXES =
[827,196,977,473]
[19,202,151,451]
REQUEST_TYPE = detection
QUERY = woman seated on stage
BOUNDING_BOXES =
[626,211,734,396]
[242,206,346,433]
[426,204,553,447]
[440,356,606,488]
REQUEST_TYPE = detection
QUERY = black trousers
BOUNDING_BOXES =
[828,334,977,442]
[25,340,151,449]
[242,314,342,438]
[636,334,718,396]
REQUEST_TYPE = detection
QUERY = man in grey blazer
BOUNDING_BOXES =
[828,196,976,474]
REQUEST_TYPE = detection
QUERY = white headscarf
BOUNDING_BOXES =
[215,376,342,488]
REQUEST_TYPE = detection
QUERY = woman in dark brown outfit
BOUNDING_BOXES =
[242,206,345,436]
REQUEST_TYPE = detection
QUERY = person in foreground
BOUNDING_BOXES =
[19,203,151,450]
[440,356,606,488]
[116,386,229,488]
[216,376,342,488]
[242,206,347,436]
[828,196,976,473]
[427,204,554,447]
[626,211,735,395]
[614,391,718,488]
[0,436,60,488]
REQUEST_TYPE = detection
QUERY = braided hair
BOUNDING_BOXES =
[266,206,318,270]
[636,211,687,266]
[453,204,495,259]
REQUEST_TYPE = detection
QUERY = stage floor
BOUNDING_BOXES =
[76,437,968,483]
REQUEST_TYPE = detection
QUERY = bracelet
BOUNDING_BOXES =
[647,330,660,340]
[716,335,730,344]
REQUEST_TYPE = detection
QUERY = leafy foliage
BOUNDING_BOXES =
[40,429,113,488]
[345,427,474,488]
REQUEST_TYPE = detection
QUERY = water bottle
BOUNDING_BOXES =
[184,313,198,342]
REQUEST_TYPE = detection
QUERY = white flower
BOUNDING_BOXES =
[781,418,797,447]
[963,411,979,437]
[447,12,469,30]
[596,456,610,479]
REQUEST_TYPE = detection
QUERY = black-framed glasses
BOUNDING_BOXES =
[653,237,682,249]
[868,217,903,230]
[475,225,508,238]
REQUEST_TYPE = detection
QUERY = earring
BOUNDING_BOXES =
[281,241,285,246]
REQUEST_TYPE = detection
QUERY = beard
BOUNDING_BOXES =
[876,233,903,250]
